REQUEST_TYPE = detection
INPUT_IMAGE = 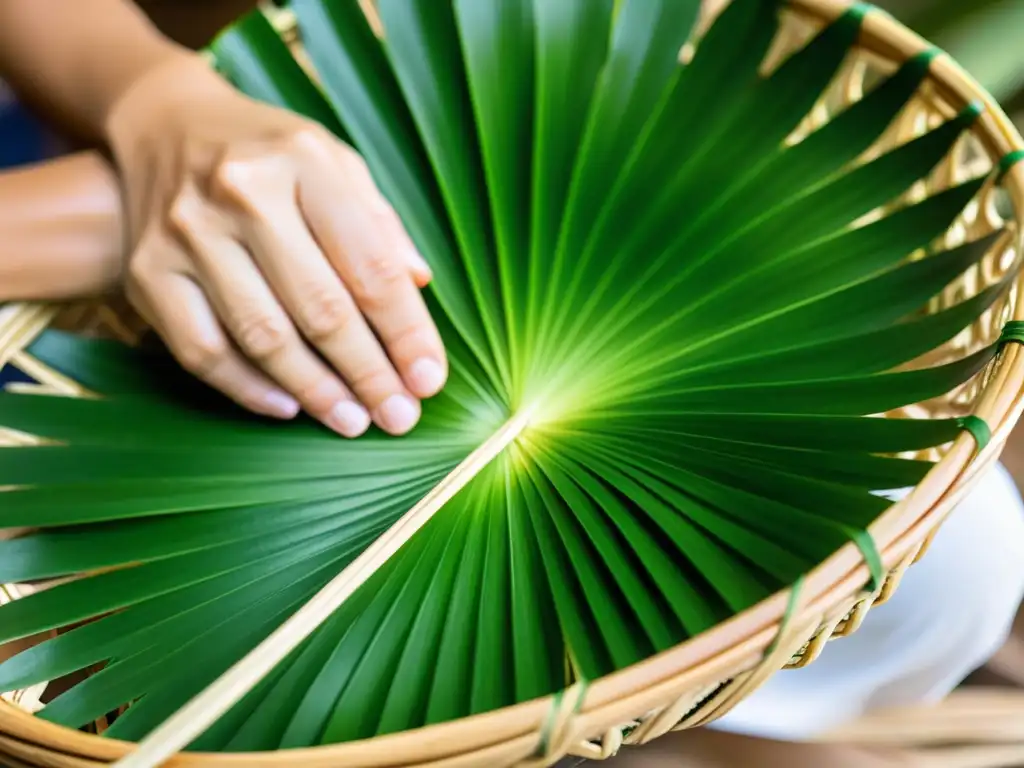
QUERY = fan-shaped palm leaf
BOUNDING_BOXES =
[0,0,1018,754]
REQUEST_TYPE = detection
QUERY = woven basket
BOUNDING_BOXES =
[2,0,1024,765]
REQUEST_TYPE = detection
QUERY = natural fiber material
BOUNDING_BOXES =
[111,409,535,768]
[529,683,590,766]
[825,689,1024,768]
[1,0,1024,766]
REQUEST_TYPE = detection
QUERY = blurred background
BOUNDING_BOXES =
[869,0,1024,697]
[880,0,1023,129]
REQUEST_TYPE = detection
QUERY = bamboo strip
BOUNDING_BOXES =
[824,689,1024,746]
[914,745,1024,768]
[0,304,55,369]
[111,407,537,768]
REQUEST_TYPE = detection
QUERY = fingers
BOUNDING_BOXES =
[402,237,433,288]
[166,195,373,438]
[293,138,448,400]
[242,205,425,435]
[128,244,300,420]
[132,123,445,438]
[212,134,445,435]
[308,198,446,395]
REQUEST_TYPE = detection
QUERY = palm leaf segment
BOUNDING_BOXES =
[0,0,1015,752]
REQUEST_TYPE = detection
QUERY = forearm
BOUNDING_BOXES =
[0,153,124,302]
[0,0,194,141]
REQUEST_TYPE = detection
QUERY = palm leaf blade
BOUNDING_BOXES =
[0,0,1016,755]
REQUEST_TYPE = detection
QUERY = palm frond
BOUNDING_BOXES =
[0,0,1018,752]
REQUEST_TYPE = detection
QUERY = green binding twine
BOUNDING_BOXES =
[1000,320,1024,347]
[974,319,1024,453]
[959,414,992,455]
[846,529,885,593]
[536,680,589,759]
[998,149,1024,181]
[531,325,1012,747]
[766,575,806,655]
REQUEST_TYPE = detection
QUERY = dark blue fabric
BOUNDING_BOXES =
[0,366,33,387]
[0,99,51,168]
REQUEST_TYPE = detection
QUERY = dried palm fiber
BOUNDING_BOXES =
[1,0,1024,766]
[825,688,1024,768]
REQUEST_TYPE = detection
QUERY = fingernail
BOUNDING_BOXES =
[405,247,432,279]
[262,391,300,419]
[375,394,419,435]
[326,400,371,438]
[408,358,446,397]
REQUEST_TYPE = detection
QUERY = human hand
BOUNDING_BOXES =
[105,53,445,437]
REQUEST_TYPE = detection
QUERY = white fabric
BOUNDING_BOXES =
[710,462,1024,741]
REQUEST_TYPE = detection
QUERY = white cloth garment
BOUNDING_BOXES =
[711,462,1024,741]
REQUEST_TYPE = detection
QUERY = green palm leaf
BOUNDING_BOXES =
[0,0,1018,753]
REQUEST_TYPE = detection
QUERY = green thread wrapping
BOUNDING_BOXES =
[847,528,885,593]
[948,100,985,133]
[1000,320,1024,347]
[916,46,941,66]
[766,575,806,655]
[959,414,992,454]
[536,690,564,757]
[848,2,872,22]
[536,679,589,757]
[998,149,1024,180]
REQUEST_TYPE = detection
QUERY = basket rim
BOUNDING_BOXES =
[3,0,1024,765]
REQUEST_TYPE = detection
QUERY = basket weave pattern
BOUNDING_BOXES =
[1,0,1024,765]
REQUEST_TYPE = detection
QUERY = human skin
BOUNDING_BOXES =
[0,152,123,302]
[0,0,740,436]
[0,0,446,438]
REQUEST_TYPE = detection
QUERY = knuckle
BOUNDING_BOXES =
[176,335,228,376]
[347,366,398,401]
[364,250,404,282]
[167,190,205,236]
[289,377,339,412]
[126,251,158,288]
[212,150,295,213]
[300,285,355,340]
[350,253,405,307]
[213,155,257,196]
[371,205,402,232]
[390,322,438,356]
[233,311,292,359]
[126,235,171,290]
[286,123,329,154]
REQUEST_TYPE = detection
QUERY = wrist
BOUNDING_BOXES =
[102,49,230,151]
[73,29,192,140]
